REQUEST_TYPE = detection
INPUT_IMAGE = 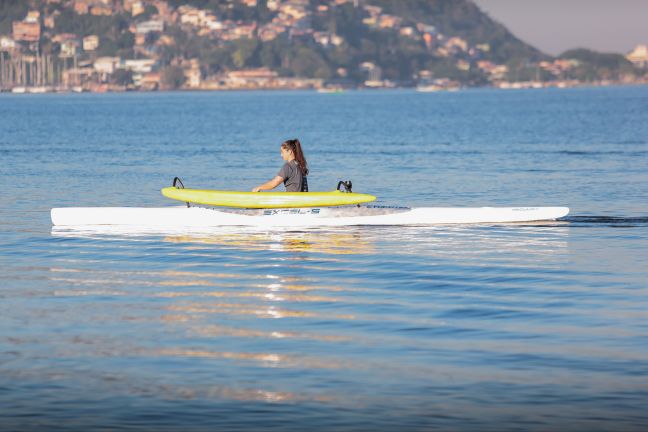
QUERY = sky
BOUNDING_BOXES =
[472,0,648,56]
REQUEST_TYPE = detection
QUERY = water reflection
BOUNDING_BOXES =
[41,224,577,410]
[164,231,374,255]
[190,324,351,342]
[51,223,568,258]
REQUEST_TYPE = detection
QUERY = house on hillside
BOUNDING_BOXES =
[73,0,89,14]
[136,20,164,34]
[53,34,80,56]
[627,45,648,69]
[83,35,99,51]
[13,22,41,42]
[90,4,113,15]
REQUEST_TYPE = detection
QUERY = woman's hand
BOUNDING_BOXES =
[251,187,261,192]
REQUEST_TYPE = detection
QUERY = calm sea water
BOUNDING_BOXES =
[1,87,647,431]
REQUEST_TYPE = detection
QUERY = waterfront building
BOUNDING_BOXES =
[140,72,161,90]
[60,40,80,57]
[0,37,16,51]
[627,44,648,68]
[124,59,157,73]
[94,57,120,75]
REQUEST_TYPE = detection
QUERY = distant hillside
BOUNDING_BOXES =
[558,48,639,81]
[371,0,546,63]
[1,0,644,91]
[109,0,550,85]
[168,0,549,84]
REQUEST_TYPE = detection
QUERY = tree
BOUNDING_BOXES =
[118,31,135,49]
[161,65,186,89]
[97,38,118,57]
[0,2,28,34]
[135,5,159,22]
[112,69,134,85]
[231,38,259,68]
[289,47,330,78]
[259,43,279,69]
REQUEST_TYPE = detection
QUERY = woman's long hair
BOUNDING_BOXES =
[282,139,309,176]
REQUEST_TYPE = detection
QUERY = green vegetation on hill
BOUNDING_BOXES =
[167,0,272,22]
[3,0,642,87]
[0,2,29,34]
[52,11,134,57]
[371,0,546,63]
[559,49,638,81]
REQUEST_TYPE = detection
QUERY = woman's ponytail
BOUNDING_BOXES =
[282,139,309,176]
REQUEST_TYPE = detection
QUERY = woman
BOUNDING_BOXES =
[252,139,309,192]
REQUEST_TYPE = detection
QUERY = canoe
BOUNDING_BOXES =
[161,187,377,208]
[51,206,570,227]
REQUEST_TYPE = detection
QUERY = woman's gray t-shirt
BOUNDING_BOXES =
[277,160,308,192]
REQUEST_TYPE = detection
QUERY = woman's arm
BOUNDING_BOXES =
[252,176,283,192]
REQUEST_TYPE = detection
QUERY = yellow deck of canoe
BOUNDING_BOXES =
[161,187,376,209]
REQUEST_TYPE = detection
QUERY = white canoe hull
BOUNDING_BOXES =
[51,206,570,227]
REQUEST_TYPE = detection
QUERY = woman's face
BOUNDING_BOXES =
[280,146,293,161]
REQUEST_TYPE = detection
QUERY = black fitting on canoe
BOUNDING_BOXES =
[172,177,185,189]
[337,180,353,193]
[172,177,190,207]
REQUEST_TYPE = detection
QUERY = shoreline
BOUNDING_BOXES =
[2,80,647,95]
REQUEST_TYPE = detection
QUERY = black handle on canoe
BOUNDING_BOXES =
[172,177,190,207]
[172,177,185,189]
[337,180,353,193]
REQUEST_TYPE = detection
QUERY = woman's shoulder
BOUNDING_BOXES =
[277,161,295,176]
[282,161,297,170]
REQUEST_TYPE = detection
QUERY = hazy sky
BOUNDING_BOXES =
[472,0,648,56]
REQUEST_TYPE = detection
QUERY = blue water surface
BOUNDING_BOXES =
[1,87,648,431]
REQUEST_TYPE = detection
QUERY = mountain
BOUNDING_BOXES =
[154,0,550,85]
[370,0,545,63]
[0,0,644,91]
[557,48,640,82]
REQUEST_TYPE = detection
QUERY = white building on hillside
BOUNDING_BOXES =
[627,44,648,68]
